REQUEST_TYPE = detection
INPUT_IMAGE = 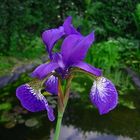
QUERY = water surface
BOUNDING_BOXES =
[0,98,140,140]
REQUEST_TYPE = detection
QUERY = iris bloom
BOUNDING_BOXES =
[16,16,118,122]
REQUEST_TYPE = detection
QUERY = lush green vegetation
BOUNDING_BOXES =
[0,0,139,72]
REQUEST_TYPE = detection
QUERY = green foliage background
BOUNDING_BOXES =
[0,0,139,54]
[0,0,140,109]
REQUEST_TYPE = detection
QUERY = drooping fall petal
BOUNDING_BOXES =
[90,77,118,114]
[16,84,55,121]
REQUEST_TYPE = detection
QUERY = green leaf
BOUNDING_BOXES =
[0,103,12,111]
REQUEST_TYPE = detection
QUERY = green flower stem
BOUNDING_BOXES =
[63,76,73,108]
[54,111,63,140]
[54,75,73,140]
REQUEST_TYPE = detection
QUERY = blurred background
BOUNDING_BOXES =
[0,0,140,140]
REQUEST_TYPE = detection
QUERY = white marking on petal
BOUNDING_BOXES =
[25,84,44,101]
[48,75,56,83]
[91,77,115,103]
[90,77,118,114]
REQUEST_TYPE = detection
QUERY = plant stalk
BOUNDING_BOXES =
[54,75,73,140]
[53,112,63,140]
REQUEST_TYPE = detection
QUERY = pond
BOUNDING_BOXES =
[0,96,140,140]
[0,74,140,140]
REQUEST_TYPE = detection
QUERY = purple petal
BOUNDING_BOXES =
[52,53,65,69]
[61,33,95,66]
[45,75,58,95]
[32,62,59,79]
[72,62,102,77]
[42,16,81,58]
[61,35,81,66]
[42,26,65,58]
[63,16,81,35]
[90,77,118,115]
[16,84,55,121]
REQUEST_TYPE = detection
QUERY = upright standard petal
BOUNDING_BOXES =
[90,77,118,115]
[42,26,65,58]
[63,16,81,35]
[32,62,59,79]
[61,33,95,66]
[61,34,81,66]
[16,84,55,121]
[72,62,102,77]
[45,75,58,95]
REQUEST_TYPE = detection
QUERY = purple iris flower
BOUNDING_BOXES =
[16,16,118,122]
